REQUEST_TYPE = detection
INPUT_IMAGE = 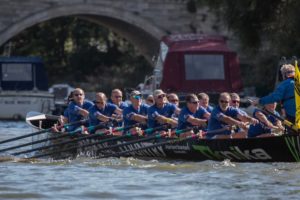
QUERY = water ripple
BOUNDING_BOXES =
[0,121,300,199]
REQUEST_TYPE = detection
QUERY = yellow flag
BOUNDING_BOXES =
[294,60,300,129]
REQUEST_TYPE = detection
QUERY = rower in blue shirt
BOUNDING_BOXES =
[198,92,213,113]
[66,88,94,131]
[230,93,247,133]
[147,89,180,129]
[108,88,128,126]
[248,102,284,138]
[88,92,122,132]
[207,92,258,139]
[123,90,149,128]
[177,94,210,137]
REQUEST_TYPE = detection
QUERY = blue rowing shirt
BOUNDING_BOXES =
[107,100,128,126]
[177,107,194,130]
[123,104,149,127]
[88,103,117,126]
[177,106,209,130]
[147,103,177,128]
[107,99,128,110]
[248,109,280,138]
[205,105,213,113]
[63,108,69,118]
[67,100,94,131]
[207,105,240,138]
[195,106,209,119]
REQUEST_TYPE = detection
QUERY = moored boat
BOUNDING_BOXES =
[26,112,300,162]
[0,57,55,120]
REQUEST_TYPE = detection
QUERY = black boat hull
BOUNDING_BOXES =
[26,113,300,162]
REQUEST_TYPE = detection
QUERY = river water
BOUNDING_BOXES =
[0,121,300,200]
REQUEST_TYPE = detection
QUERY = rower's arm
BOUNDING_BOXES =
[237,113,258,125]
[203,112,211,120]
[96,113,111,122]
[131,114,148,124]
[156,115,178,127]
[254,111,276,128]
[254,111,283,130]
[186,116,207,126]
[114,108,123,115]
[220,115,247,129]
[175,107,181,115]
[78,108,89,118]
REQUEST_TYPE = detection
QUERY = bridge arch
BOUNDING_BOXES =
[0,4,166,61]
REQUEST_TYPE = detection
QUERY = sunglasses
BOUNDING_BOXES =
[286,71,295,74]
[232,100,240,104]
[74,93,83,97]
[95,101,105,104]
[189,101,199,104]
[219,100,229,104]
[133,95,142,100]
[157,94,166,99]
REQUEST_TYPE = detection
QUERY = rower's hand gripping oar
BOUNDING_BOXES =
[28,124,167,159]
[0,119,88,145]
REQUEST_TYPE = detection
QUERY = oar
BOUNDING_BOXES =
[28,125,167,159]
[0,119,87,145]
[13,123,136,156]
[0,121,109,153]
[259,109,297,133]
[0,132,70,153]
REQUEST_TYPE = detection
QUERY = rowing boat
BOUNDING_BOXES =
[25,112,300,162]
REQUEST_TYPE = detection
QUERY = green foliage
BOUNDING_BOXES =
[196,0,300,95]
[1,17,152,94]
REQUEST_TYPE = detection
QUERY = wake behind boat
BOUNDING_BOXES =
[22,112,300,163]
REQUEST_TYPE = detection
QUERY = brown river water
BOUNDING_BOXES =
[0,121,300,200]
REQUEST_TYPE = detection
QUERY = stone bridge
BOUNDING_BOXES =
[0,0,228,61]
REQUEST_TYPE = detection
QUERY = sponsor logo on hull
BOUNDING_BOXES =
[192,145,272,161]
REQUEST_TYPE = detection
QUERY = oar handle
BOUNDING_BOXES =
[142,124,169,135]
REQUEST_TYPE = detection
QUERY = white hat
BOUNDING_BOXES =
[153,89,166,97]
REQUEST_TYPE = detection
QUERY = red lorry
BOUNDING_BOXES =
[138,33,243,96]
